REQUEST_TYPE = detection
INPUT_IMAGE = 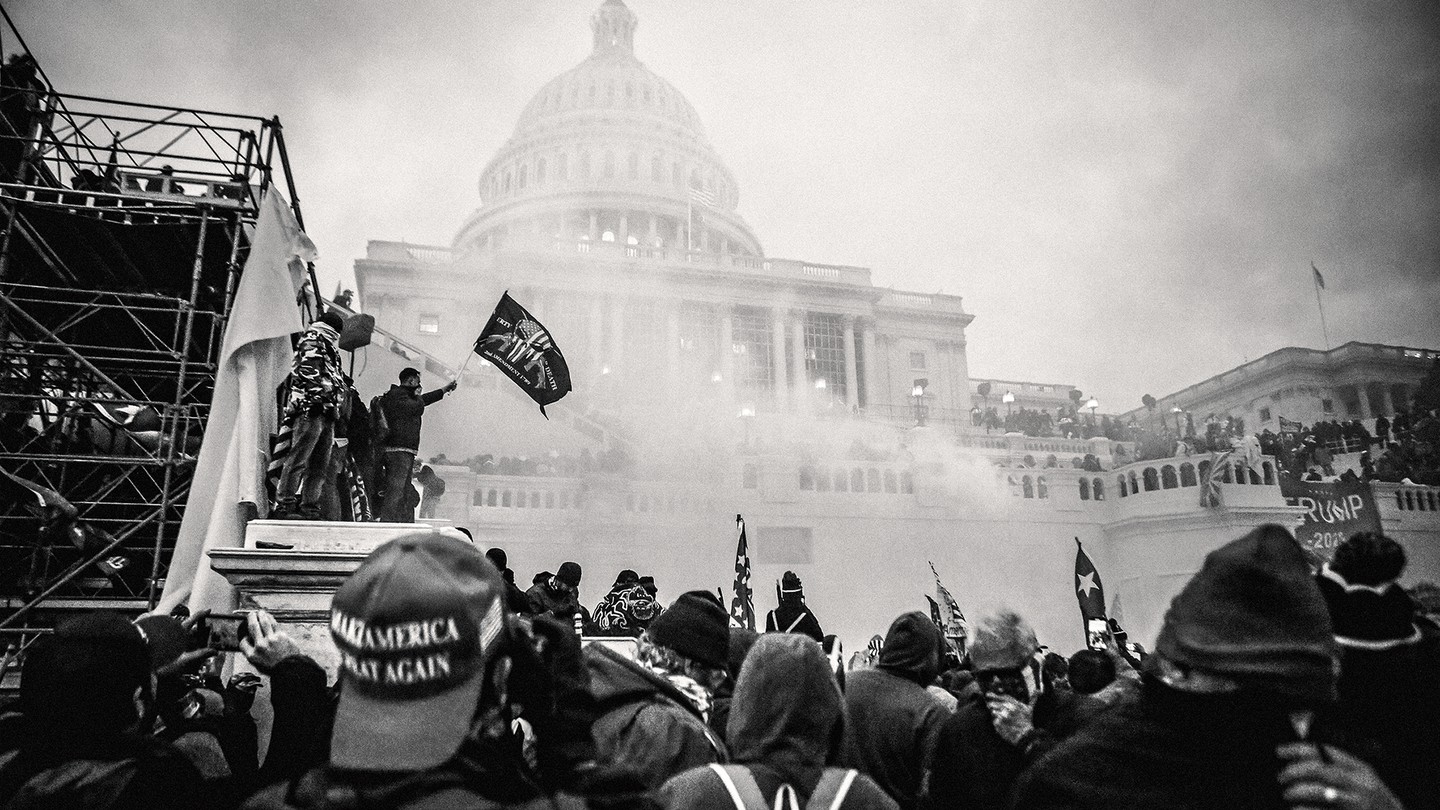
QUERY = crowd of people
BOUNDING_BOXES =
[2,525,1437,809]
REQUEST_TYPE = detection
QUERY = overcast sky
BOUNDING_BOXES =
[16,0,1440,408]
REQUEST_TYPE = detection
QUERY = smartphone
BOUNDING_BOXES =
[1086,618,1111,651]
[204,613,251,652]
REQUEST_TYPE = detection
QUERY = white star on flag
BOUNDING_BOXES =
[1076,571,1099,598]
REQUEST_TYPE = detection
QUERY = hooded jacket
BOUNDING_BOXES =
[840,613,946,810]
[585,643,725,789]
[660,634,896,809]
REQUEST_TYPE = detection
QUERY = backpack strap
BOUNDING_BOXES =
[774,783,802,810]
[807,768,859,810]
[784,612,809,633]
[709,764,770,810]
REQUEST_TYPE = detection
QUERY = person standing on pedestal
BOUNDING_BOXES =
[274,312,345,520]
[375,367,456,523]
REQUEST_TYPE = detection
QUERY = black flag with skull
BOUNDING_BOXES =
[472,291,572,417]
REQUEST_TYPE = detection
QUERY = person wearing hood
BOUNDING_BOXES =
[660,634,897,809]
[765,571,824,642]
[586,591,729,788]
[1012,525,1405,810]
[527,562,593,630]
[274,311,346,520]
[374,367,456,522]
[840,612,947,810]
[593,569,662,637]
[923,610,1067,810]
[1317,532,1440,810]
[486,547,532,615]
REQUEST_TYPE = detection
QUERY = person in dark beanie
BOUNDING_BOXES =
[585,590,729,788]
[0,612,212,808]
[1317,532,1440,810]
[1013,525,1404,810]
[661,633,898,810]
[840,612,946,810]
[1065,649,1116,696]
[274,311,347,520]
[527,561,593,629]
[486,547,532,614]
[765,570,824,642]
[374,367,457,522]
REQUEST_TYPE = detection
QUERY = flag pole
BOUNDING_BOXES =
[1311,263,1330,350]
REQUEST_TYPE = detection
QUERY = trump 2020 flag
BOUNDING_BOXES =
[1074,537,1107,627]
[731,514,755,630]
[472,292,571,417]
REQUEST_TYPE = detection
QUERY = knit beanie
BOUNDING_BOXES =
[647,590,730,669]
[781,571,804,596]
[1317,533,1419,649]
[485,548,508,571]
[968,610,1039,672]
[557,561,582,589]
[1152,524,1337,702]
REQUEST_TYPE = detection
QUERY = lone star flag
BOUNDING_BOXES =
[1074,538,1107,627]
[472,292,571,417]
[730,514,755,630]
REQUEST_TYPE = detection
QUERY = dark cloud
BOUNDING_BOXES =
[11,0,1438,408]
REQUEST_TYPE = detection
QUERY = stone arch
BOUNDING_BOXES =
[1022,475,1034,498]
[1117,475,1127,498]
[1162,465,1178,489]
[1092,478,1105,500]
[1037,476,1048,499]
[851,468,865,492]
[1143,467,1159,492]
[1180,463,1197,487]
[1079,477,1091,500]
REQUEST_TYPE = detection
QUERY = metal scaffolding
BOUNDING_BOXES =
[0,9,317,623]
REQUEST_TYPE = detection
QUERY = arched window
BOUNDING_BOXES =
[1143,468,1159,492]
[851,468,865,493]
[1118,475,1127,498]
[536,158,546,185]
[501,491,512,507]
[515,492,525,509]
[531,492,541,508]
[799,466,815,490]
[867,468,881,492]
[1180,463,1197,487]
[834,469,848,492]
[901,472,914,494]
[473,490,485,506]
[884,470,897,493]
[1079,478,1091,500]
[1129,471,1139,495]
[1022,476,1034,499]
[1037,476,1048,499]
[1092,478,1104,501]
[487,490,497,507]
[743,464,759,489]
[1162,465,1178,489]
[628,152,639,179]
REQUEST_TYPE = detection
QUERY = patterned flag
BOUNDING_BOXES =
[1200,448,1235,508]
[688,186,715,206]
[1074,538,1107,627]
[730,514,755,630]
[1312,262,1325,290]
[925,594,943,628]
[472,292,572,417]
[929,561,969,654]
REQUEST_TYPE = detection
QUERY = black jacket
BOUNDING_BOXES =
[765,597,823,643]
[376,385,445,453]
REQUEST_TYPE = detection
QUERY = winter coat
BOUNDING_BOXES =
[593,584,662,636]
[375,385,446,453]
[242,765,589,810]
[527,581,593,629]
[922,687,1063,810]
[0,733,213,810]
[765,597,824,643]
[1332,636,1440,810]
[660,634,896,810]
[1011,678,1341,810]
[285,323,345,421]
[839,613,946,810]
[586,643,726,789]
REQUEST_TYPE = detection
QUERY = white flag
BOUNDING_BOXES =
[158,189,314,613]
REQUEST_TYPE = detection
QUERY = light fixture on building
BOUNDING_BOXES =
[815,378,827,390]
[1003,390,1015,416]
[1086,397,1099,416]
[600,364,611,376]
[711,371,723,383]
[912,378,929,427]
[738,404,756,418]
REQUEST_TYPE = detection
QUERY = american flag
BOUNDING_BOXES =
[688,186,715,207]
[730,514,755,630]
[929,561,969,653]
[1200,448,1235,508]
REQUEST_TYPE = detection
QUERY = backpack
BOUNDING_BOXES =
[370,394,389,445]
[706,764,860,810]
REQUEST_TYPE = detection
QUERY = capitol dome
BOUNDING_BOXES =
[454,0,763,258]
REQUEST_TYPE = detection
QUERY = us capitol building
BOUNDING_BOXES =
[348,0,1439,650]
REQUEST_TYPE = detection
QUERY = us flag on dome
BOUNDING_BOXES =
[472,292,572,418]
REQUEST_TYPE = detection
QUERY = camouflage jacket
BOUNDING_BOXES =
[284,322,344,420]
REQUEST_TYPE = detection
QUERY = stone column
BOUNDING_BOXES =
[588,210,599,242]
[720,307,736,402]
[588,298,605,375]
[770,307,789,410]
[1357,384,1373,421]
[648,215,659,244]
[790,310,807,408]
[842,315,860,410]
[1380,385,1395,417]
[619,214,629,246]
[666,310,681,398]
[860,319,879,410]
[609,296,626,376]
